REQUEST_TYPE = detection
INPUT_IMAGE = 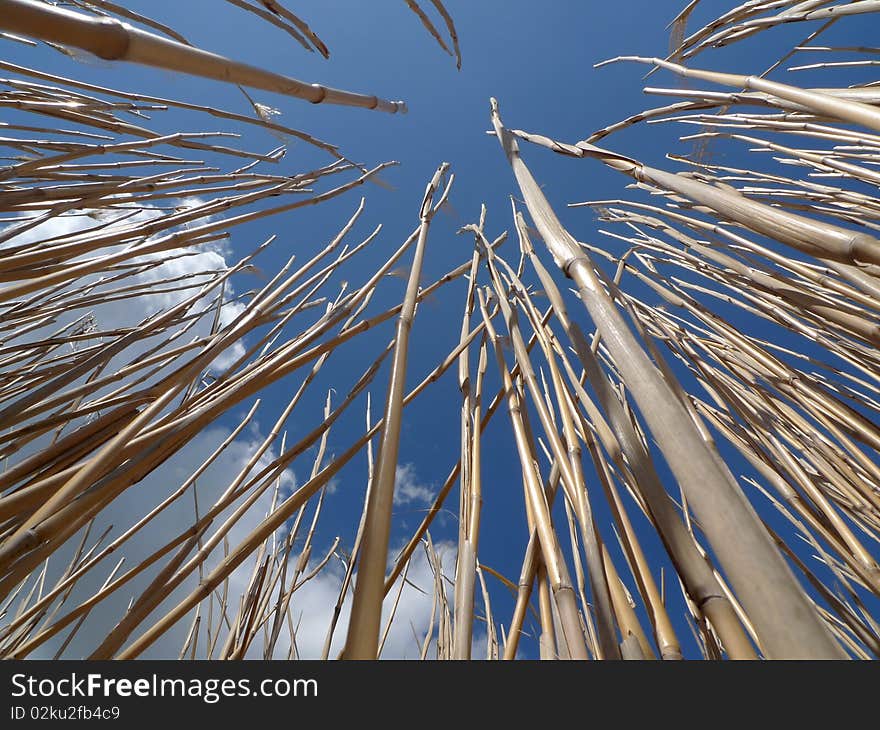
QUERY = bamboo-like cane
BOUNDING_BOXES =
[0,0,407,113]
[491,98,846,659]
[343,163,451,659]
[451,215,485,660]
[3,0,880,662]
[477,288,589,659]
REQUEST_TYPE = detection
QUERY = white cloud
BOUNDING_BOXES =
[10,419,467,660]
[14,429,481,660]
[393,462,434,506]
[0,206,274,658]
[18,420,296,660]
[0,204,252,439]
[252,538,459,660]
[0,210,478,661]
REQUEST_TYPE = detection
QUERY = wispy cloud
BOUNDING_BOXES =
[393,462,434,505]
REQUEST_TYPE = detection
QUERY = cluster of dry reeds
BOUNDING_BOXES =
[1,0,879,660]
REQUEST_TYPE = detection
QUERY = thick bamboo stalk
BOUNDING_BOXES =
[342,164,451,659]
[478,290,589,660]
[452,222,484,660]
[491,98,846,659]
[0,0,406,113]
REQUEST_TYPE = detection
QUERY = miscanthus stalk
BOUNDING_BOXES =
[2,0,880,661]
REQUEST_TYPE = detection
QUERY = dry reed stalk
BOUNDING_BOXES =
[0,0,406,113]
[104,258,483,658]
[511,202,755,659]
[491,98,846,658]
[1,134,468,652]
[487,242,621,659]
[477,287,589,659]
[0,60,342,155]
[4,0,880,661]
[451,213,485,660]
[223,0,327,57]
[343,164,451,659]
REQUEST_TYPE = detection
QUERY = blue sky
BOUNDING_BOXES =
[5,1,880,659]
